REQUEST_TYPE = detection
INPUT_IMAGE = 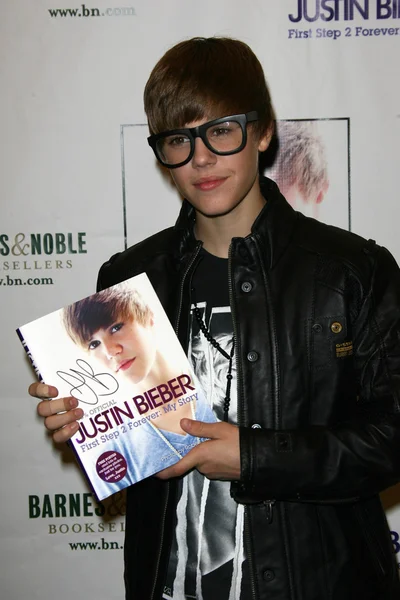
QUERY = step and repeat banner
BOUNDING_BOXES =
[1,1,399,598]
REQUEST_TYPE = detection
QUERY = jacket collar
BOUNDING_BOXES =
[252,176,298,269]
[174,176,298,269]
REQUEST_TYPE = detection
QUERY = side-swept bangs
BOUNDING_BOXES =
[62,285,152,349]
[144,37,275,139]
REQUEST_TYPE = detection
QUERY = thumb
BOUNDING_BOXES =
[180,418,221,439]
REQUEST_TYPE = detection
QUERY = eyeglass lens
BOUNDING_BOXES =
[156,119,243,166]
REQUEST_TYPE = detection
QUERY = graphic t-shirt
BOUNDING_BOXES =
[163,249,251,600]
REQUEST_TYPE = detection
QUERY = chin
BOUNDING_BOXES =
[192,198,243,219]
[123,370,142,385]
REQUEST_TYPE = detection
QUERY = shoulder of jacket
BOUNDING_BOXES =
[96,226,178,290]
[295,213,381,266]
[291,214,400,293]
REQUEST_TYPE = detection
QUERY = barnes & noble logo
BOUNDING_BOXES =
[0,232,86,257]
[28,492,126,535]
[289,0,400,22]
[0,232,87,279]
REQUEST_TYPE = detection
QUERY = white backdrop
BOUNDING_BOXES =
[1,1,400,598]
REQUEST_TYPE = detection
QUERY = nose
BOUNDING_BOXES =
[103,341,121,360]
[191,137,217,168]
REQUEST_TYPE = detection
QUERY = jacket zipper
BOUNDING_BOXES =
[264,500,276,524]
[244,506,259,600]
[228,242,258,600]
[150,242,202,600]
[174,241,202,337]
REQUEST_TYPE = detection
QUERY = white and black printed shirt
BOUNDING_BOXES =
[163,249,251,600]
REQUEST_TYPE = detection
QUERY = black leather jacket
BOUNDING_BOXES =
[97,178,400,600]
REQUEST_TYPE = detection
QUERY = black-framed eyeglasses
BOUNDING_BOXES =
[147,111,258,168]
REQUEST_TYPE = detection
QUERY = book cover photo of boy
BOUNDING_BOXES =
[20,277,215,499]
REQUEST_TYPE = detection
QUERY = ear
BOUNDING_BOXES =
[257,126,274,153]
[149,310,155,327]
[316,180,330,205]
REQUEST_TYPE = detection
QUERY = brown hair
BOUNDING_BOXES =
[144,37,275,139]
[62,284,152,348]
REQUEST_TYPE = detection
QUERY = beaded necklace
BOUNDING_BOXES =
[192,288,235,422]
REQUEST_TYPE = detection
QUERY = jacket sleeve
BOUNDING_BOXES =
[235,246,400,504]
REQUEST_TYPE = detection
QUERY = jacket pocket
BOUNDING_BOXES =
[311,315,349,371]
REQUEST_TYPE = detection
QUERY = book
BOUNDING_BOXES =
[17,273,215,500]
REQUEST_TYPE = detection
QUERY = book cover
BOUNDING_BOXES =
[17,273,215,500]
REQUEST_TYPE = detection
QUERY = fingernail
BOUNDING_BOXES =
[67,397,78,409]
[74,409,83,419]
[42,385,50,396]
[70,422,79,432]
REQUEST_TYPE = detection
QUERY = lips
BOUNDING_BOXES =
[117,358,135,372]
[193,176,227,191]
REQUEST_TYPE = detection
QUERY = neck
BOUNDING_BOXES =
[141,351,177,389]
[194,187,266,258]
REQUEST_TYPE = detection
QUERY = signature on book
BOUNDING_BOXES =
[57,359,119,405]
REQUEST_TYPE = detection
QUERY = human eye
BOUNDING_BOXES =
[209,122,237,137]
[88,339,100,351]
[165,134,190,148]
[110,322,123,334]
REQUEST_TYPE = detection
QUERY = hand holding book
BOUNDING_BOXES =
[29,382,83,443]
[156,418,240,481]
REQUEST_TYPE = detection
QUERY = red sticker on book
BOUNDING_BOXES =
[96,451,127,483]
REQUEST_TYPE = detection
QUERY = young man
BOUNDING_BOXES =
[31,37,400,600]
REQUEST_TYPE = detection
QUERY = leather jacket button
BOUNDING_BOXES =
[251,423,262,429]
[312,323,322,333]
[241,281,252,293]
[247,351,259,362]
[263,569,275,582]
[331,321,343,334]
